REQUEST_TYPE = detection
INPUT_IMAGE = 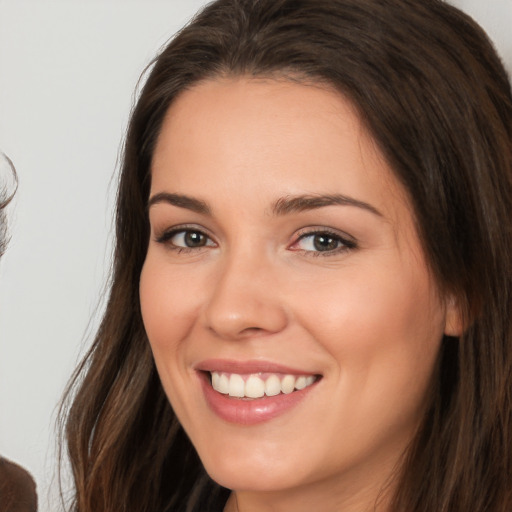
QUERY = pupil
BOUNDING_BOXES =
[185,231,205,247]
[313,234,338,251]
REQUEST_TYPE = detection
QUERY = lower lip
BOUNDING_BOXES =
[199,372,318,425]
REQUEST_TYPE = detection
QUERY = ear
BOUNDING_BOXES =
[444,294,464,337]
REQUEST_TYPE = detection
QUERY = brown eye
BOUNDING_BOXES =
[293,230,357,255]
[158,229,215,249]
[183,231,208,247]
[312,234,340,251]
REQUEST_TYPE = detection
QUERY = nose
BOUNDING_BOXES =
[202,251,288,340]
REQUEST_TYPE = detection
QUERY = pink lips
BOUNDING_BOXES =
[196,359,319,425]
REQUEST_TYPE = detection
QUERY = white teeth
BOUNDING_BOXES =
[245,375,265,398]
[265,375,281,396]
[295,376,307,390]
[210,371,317,398]
[281,374,295,394]
[229,374,245,397]
[218,373,230,394]
[212,371,220,390]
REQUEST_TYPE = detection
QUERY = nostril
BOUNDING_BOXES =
[242,327,264,334]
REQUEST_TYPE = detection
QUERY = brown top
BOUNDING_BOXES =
[0,457,37,512]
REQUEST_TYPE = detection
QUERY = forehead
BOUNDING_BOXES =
[151,77,412,223]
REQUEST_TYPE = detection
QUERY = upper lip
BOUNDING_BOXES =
[195,358,318,376]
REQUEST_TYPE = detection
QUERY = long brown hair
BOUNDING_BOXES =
[61,1,512,510]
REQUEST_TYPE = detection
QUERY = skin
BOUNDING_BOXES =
[140,77,461,512]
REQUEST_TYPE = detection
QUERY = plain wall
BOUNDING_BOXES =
[0,1,510,510]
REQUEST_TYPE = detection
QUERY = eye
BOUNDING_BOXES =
[156,228,216,251]
[291,229,356,255]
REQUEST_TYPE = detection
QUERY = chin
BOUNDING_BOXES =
[196,437,312,492]
[204,461,305,493]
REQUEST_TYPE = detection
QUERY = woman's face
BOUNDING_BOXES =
[140,77,459,507]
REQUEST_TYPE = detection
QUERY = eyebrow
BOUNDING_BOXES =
[147,192,382,218]
[272,194,382,217]
[147,192,211,215]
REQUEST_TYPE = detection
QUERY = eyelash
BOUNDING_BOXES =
[291,229,357,257]
[155,226,357,256]
[155,226,216,254]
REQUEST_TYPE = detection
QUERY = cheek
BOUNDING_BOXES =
[291,257,445,393]
[286,261,445,466]
[139,257,204,397]
[139,256,202,349]
[139,256,207,422]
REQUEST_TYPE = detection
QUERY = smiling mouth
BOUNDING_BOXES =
[209,371,318,399]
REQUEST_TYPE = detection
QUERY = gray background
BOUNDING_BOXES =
[0,1,510,510]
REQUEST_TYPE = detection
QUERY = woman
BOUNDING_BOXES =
[62,0,512,511]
